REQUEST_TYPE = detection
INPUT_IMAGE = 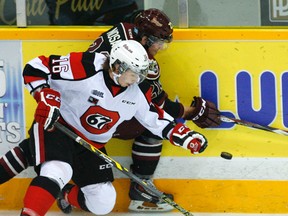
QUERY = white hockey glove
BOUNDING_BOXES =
[170,123,208,154]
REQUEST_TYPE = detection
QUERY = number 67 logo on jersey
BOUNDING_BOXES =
[80,106,120,134]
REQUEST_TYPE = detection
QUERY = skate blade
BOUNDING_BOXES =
[128,200,174,212]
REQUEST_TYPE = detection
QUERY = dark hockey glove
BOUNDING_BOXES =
[186,96,221,128]
[33,88,61,131]
[170,123,208,154]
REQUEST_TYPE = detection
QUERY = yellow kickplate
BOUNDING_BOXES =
[1,178,288,213]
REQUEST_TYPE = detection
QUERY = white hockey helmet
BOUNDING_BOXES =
[109,40,149,83]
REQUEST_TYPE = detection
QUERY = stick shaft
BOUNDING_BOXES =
[220,115,288,136]
[54,122,193,216]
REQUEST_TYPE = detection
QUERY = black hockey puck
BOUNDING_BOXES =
[220,152,233,160]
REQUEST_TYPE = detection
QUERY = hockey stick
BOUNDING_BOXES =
[54,122,194,216]
[220,115,288,136]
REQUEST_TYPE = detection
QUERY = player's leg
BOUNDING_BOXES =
[58,182,116,215]
[0,138,32,184]
[20,124,74,216]
[129,132,174,212]
[113,118,174,212]
[57,146,116,214]
[21,160,73,215]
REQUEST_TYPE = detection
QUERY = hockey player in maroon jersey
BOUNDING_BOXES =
[19,40,208,216]
[77,8,220,212]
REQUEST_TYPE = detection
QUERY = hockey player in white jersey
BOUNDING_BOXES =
[20,40,208,216]
[85,8,220,213]
[0,8,219,214]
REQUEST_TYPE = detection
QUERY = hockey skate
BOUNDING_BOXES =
[128,179,174,212]
[57,183,74,214]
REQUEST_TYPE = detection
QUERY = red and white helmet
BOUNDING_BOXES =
[109,40,149,83]
[134,8,173,43]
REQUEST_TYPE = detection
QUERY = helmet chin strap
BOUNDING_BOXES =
[112,72,121,85]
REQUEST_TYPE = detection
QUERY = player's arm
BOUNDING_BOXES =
[23,55,62,130]
[183,96,221,128]
[24,52,100,93]
[23,55,52,93]
[136,83,208,154]
[147,78,185,118]
[135,103,208,155]
[164,121,208,154]
[153,89,220,128]
[138,103,208,155]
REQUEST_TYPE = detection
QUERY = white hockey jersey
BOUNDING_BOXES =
[23,52,174,145]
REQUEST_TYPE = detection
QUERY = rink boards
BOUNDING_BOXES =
[0,27,288,213]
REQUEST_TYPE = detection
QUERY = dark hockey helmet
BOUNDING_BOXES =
[134,8,173,43]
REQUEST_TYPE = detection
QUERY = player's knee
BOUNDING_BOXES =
[40,160,72,189]
[81,182,116,215]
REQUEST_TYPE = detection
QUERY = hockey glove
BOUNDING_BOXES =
[170,123,208,154]
[186,96,221,128]
[33,88,61,131]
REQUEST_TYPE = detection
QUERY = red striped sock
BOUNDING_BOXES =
[66,185,81,209]
[23,176,60,216]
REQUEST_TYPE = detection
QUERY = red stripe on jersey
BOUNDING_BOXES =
[37,125,45,164]
[39,55,50,69]
[154,104,165,119]
[144,86,152,104]
[69,52,86,79]
[24,75,45,84]
[111,85,121,96]
[143,86,165,119]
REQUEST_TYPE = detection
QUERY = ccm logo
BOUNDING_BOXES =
[178,125,186,133]
[99,164,113,170]
[46,94,61,102]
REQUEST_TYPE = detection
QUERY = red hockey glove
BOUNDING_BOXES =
[170,123,208,154]
[186,96,221,128]
[33,88,61,131]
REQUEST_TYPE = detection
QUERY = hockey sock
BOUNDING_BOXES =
[132,136,163,176]
[0,142,29,184]
[65,184,81,208]
[66,185,90,211]
[23,176,60,216]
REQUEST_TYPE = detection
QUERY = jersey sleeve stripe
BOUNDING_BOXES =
[82,52,97,77]
[23,64,49,84]
[38,55,50,68]
[69,52,86,79]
